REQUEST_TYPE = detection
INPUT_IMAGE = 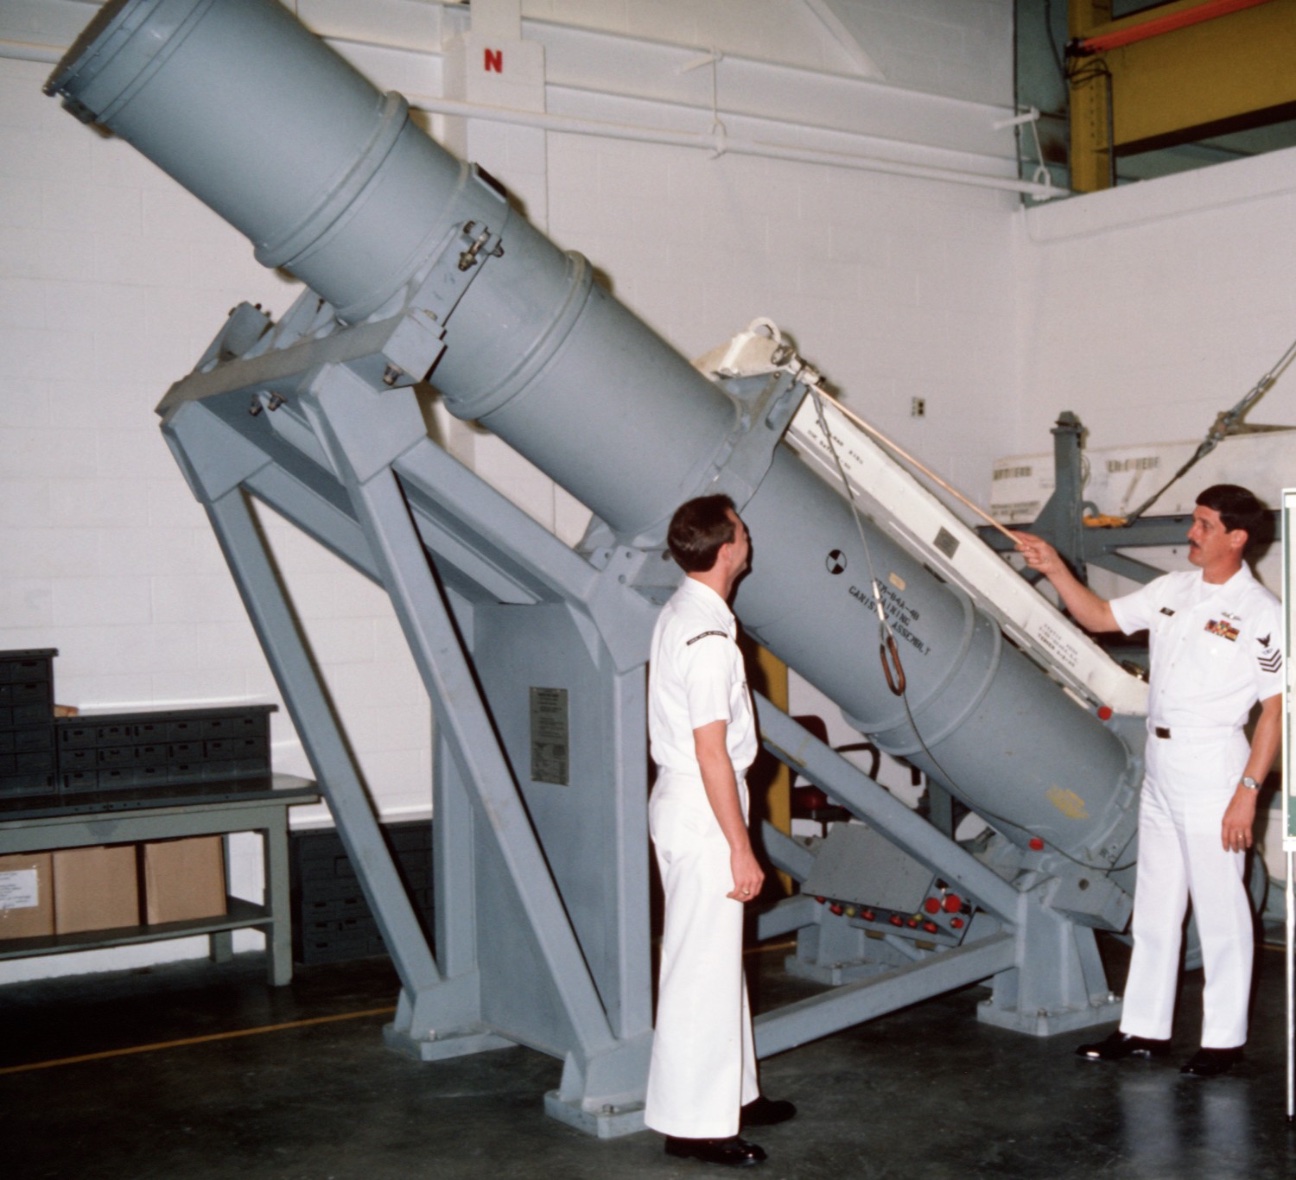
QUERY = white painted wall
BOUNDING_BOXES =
[1004,148,1296,608]
[1013,147,1296,465]
[7,0,1290,980]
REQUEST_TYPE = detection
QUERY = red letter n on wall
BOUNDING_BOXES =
[483,48,503,73]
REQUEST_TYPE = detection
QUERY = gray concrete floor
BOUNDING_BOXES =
[2,936,1294,1180]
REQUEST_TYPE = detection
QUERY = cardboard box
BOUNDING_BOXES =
[53,845,141,934]
[0,852,55,939]
[143,836,227,925]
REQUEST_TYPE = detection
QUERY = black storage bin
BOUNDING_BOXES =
[290,821,434,965]
[0,650,57,799]
[56,704,275,797]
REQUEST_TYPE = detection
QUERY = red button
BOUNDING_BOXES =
[862,909,875,922]
[943,894,963,913]
[1029,837,1045,851]
[1097,705,1113,721]
[906,917,919,928]
[950,916,964,929]
[923,897,941,914]
[922,920,939,934]
[797,786,830,810]
[889,914,904,927]
[829,903,844,916]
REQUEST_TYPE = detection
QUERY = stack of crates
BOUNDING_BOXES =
[0,650,58,802]
[291,821,434,965]
[56,705,274,796]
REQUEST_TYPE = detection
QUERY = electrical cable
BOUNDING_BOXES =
[809,386,905,698]
[1042,0,1069,85]
[1120,330,1296,525]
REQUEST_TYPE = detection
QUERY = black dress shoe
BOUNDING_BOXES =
[740,1095,797,1127]
[1180,1046,1243,1077]
[1076,1030,1171,1061]
[664,1136,767,1167]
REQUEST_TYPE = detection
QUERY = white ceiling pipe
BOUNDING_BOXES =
[0,40,61,64]
[411,94,1062,199]
[3,16,1049,200]
[6,14,1013,156]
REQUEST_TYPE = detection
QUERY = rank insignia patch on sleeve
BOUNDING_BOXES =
[1258,640,1282,674]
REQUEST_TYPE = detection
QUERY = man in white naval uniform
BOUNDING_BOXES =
[645,494,795,1167]
[1014,484,1282,1078]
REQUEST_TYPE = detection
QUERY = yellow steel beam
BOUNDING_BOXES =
[1068,0,1115,191]
[752,645,793,895]
[1068,0,1296,187]
[1105,0,1296,152]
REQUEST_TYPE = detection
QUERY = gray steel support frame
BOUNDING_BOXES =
[158,332,1125,1131]
[161,365,653,1136]
[1027,411,1090,580]
[752,696,1120,1049]
[166,405,443,1004]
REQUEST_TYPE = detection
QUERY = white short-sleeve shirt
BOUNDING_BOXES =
[648,577,758,778]
[1110,564,1282,732]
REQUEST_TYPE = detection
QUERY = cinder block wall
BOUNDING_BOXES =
[1012,150,1296,457]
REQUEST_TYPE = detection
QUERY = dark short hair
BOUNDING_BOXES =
[1196,484,1272,551]
[667,494,737,572]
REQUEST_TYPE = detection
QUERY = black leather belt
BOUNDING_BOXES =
[1154,726,1171,739]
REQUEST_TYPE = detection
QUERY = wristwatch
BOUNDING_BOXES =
[1240,776,1259,791]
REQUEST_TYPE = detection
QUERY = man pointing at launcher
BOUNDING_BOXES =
[1014,484,1282,1078]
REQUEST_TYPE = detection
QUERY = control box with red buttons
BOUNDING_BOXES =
[800,822,974,945]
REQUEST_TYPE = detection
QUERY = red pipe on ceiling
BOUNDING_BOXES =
[1074,0,1274,55]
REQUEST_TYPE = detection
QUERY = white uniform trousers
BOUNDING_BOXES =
[644,774,759,1138]
[1119,731,1253,1049]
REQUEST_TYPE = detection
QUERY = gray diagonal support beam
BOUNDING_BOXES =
[394,441,660,672]
[172,443,443,1004]
[759,821,816,882]
[754,933,1016,1057]
[432,731,478,983]
[754,694,1021,921]
[755,893,821,942]
[161,395,278,505]
[245,463,380,585]
[305,371,620,1058]
[394,441,598,606]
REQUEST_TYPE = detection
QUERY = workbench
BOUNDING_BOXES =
[0,775,319,986]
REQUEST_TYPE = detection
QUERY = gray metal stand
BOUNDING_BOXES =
[162,355,659,1135]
